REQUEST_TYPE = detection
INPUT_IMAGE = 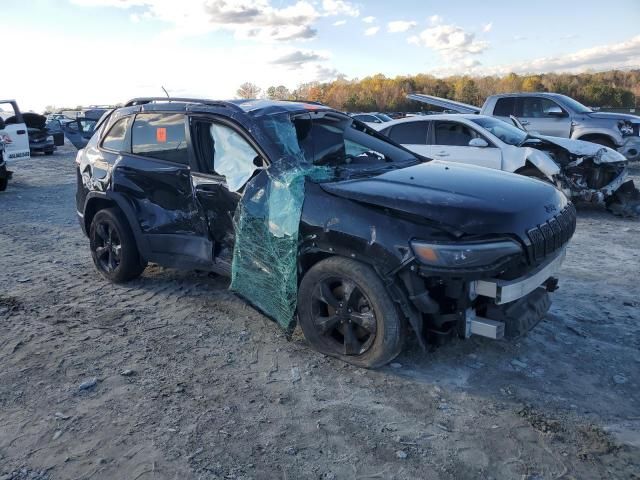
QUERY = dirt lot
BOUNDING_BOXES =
[1,145,639,480]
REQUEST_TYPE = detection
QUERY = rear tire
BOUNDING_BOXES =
[89,208,146,283]
[297,257,405,368]
[0,165,8,191]
[0,177,7,191]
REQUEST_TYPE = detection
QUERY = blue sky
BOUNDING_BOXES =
[3,0,640,111]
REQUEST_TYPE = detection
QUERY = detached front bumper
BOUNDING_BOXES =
[472,248,565,305]
[464,249,565,340]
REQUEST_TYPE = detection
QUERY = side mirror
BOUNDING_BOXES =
[469,138,489,148]
[545,105,566,117]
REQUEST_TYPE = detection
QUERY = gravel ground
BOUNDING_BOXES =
[0,145,639,480]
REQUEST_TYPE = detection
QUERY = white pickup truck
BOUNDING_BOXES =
[408,93,640,162]
[0,99,31,161]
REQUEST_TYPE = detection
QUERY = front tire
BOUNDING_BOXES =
[297,257,405,368]
[89,208,146,283]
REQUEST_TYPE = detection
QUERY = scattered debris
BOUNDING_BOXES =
[78,377,98,391]
[395,450,408,459]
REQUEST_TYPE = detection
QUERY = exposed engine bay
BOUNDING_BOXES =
[524,135,640,217]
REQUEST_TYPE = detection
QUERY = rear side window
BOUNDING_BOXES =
[434,121,478,146]
[493,97,516,116]
[388,122,428,144]
[101,116,132,152]
[132,113,188,165]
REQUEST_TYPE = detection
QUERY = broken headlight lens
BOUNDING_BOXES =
[411,239,522,269]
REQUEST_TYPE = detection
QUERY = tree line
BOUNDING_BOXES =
[237,69,639,112]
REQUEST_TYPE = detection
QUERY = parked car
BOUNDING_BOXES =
[3,112,60,155]
[408,92,640,162]
[0,117,11,191]
[76,97,575,368]
[376,112,640,216]
[63,108,111,149]
[349,112,393,126]
[0,99,30,161]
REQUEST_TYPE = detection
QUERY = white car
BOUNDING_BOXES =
[0,100,30,161]
[350,112,393,127]
[375,114,639,215]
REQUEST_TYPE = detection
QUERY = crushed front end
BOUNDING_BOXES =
[538,139,640,217]
[395,204,576,346]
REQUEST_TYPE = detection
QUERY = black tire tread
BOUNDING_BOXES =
[297,256,405,368]
[90,208,146,283]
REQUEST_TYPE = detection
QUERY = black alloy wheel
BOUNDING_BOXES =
[311,277,377,356]
[89,208,146,283]
[297,257,405,368]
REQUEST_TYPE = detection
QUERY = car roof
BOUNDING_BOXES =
[380,113,492,126]
[122,97,332,118]
[490,92,564,99]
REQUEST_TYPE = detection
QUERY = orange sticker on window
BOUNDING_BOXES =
[156,127,167,143]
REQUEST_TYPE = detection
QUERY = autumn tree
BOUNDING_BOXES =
[266,85,292,100]
[236,82,262,99]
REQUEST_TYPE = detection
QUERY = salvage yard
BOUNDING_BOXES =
[1,146,639,479]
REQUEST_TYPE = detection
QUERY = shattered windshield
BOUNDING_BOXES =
[259,111,418,174]
[471,117,528,146]
[556,95,592,114]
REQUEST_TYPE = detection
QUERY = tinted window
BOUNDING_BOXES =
[132,113,188,164]
[353,114,378,123]
[388,122,428,144]
[434,121,478,146]
[101,116,132,152]
[521,97,564,118]
[494,97,515,116]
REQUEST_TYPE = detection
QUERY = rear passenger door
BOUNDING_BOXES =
[112,111,213,267]
[384,121,430,156]
[430,120,502,170]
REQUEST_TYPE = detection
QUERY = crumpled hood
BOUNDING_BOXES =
[321,161,567,237]
[529,134,627,164]
[586,111,640,122]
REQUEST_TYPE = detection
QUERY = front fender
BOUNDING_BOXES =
[503,146,560,182]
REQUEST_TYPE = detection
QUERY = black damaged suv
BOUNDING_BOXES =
[76,97,575,368]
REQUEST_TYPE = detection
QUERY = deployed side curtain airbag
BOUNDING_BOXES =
[210,123,258,192]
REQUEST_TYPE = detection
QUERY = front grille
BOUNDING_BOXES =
[526,204,576,263]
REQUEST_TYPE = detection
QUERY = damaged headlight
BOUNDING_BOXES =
[618,121,635,137]
[411,239,522,269]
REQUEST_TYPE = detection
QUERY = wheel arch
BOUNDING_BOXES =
[83,192,150,260]
[577,133,617,148]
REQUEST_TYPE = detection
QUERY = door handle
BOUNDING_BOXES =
[16,130,26,135]
[436,151,449,157]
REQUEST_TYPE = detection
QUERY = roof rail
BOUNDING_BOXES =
[124,97,244,112]
[277,99,327,106]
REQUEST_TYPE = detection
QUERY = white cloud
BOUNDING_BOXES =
[71,0,359,41]
[499,35,640,74]
[364,26,380,36]
[362,15,376,23]
[387,20,417,33]
[428,14,443,25]
[428,35,640,77]
[322,0,359,17]
[482,22,492,32]
[408,23,489,59]
[1,23,342,112]
[271,49,329,69]
[332,19,346,26]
